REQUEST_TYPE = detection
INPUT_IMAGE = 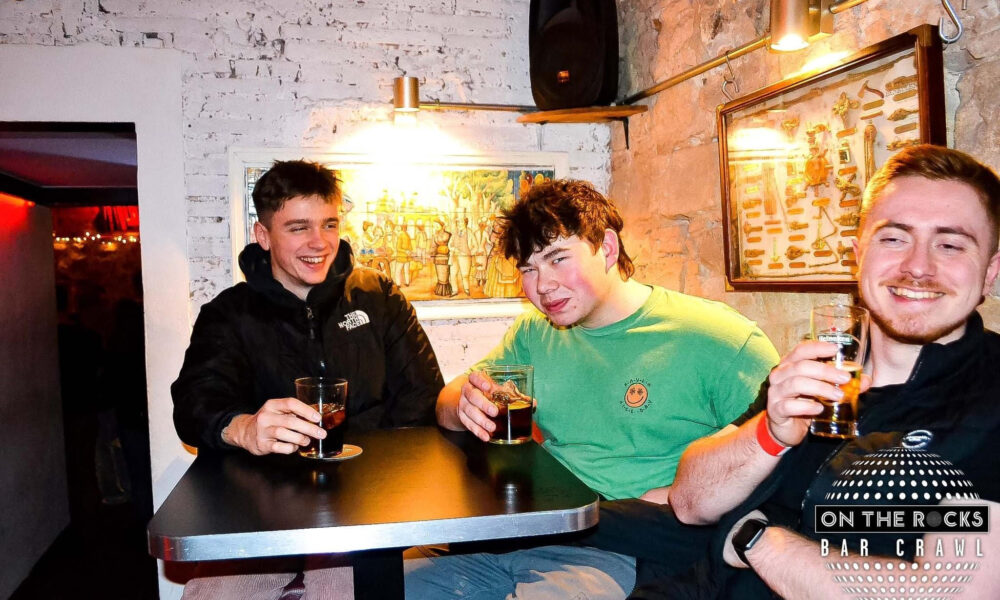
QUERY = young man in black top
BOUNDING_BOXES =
[173,160,441,454]
[659,145,1000,598]
[171,160,443,598]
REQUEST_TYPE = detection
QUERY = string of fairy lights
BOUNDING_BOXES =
[53,231,140,249]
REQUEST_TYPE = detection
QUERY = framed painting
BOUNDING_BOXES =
[229,149,568,318]
[718,24,945,291]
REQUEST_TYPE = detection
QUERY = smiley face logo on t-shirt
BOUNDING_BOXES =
[624,382,649,408]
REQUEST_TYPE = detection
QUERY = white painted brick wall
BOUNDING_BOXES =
[423,317,516,380]
[0,0,612,376]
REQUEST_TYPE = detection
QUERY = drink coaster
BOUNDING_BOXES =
[301,444,363,461]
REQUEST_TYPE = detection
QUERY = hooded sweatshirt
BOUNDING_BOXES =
[171,240,443,450]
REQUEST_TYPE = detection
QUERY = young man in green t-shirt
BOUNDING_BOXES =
[406,180,778,599]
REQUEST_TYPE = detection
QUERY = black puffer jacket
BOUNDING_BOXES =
[709,311,1000,599]
[171,241,443,450]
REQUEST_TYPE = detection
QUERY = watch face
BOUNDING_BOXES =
[734,518,769,564]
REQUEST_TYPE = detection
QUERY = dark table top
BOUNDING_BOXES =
[148,426,599,561]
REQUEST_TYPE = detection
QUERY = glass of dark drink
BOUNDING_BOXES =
[809,304,868,439]
[482,364,533,445]
[295,377,348,459]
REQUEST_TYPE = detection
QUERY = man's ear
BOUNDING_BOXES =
[254,220,270,251]
[984,249,1000,296]
[600,229,619,273]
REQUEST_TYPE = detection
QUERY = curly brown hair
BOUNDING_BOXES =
[496,179,635,279]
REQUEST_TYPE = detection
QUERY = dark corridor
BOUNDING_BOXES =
[2,123,158,599]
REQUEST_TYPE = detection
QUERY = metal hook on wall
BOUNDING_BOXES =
[722,52,741,101]
[939,0,964,44]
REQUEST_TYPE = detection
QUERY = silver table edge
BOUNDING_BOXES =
[150,502,599,561]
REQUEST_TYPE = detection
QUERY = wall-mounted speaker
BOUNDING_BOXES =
[529,0,619,111]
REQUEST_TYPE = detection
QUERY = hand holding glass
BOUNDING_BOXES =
[482,365,534,445]
[810,304,868,439]
[295,377,348,458]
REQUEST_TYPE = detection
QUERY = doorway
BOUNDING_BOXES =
[1,122,157,599]
[1,44,190,599]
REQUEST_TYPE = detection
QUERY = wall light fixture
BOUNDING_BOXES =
[392,76,420,112]
[769,0,834,52]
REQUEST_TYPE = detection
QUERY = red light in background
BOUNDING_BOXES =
[0,192,35,229]
[0,193,35,208]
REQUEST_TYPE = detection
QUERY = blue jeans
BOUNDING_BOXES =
[403,544,636,599]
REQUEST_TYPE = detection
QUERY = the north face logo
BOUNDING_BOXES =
[338,310,370,331]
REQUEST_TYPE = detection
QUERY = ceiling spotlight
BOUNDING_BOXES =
[393,76,420,112]
[769,0,833,52]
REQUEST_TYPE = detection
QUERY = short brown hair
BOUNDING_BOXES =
[252,160,341,226]
[496,179,635,279]
[861,145,1000,251]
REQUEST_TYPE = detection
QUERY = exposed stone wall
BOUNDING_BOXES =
[0,0,612,374]
[614,0,1000,353]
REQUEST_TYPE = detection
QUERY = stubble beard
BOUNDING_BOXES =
[862,281,968,345]
[867,307,965,345]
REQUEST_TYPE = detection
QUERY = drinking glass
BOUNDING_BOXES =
[810,304,869,439]
[482,364,534,445]
[295,377,348,458]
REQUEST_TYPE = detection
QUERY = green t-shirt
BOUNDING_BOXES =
[475,285,778,500]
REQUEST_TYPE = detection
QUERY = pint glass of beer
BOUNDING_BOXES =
[482,364,534,445]
[810,304,868,439]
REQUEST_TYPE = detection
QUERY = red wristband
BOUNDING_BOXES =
[756,411,790,457]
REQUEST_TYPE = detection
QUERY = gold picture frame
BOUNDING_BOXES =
[718,25,945,292]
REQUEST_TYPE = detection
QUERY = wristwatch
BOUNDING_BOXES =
[732,518,769,568]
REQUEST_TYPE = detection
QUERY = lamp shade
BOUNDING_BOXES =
[770,0,810,52]
[393,76,420,112]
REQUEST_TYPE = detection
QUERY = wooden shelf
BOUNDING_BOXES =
[516,105,647,124]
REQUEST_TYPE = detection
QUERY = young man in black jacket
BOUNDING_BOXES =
[173,159,442,454]
[655,145,1000,599]
[171,160,443,598]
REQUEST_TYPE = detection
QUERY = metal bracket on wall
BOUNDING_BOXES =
[620,0,879,107]
[619,117,632,149]
[418,101,537,113]
[516,105,648,149]
[621,36,769,106]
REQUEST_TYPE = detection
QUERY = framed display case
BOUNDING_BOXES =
[718,25,945,291]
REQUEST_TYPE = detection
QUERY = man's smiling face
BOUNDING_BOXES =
[857,176,1000,345]
[255,194,341,300]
